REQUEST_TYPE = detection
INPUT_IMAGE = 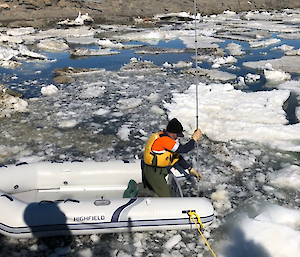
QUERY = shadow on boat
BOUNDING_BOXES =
[22,201,139,256]
[24,201,72,238]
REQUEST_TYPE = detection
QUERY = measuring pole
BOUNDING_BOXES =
[194,0,200,191]
[194,0,199,129]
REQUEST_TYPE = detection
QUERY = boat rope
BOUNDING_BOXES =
[188,210,218,257]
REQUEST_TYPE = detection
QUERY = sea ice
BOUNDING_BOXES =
[58,119,78,128]
[165,83,300,151]
[212,56,237,68]
[270,164,300,190]
[117,98,143,110]
[97,38,124,49]
[70,48,120,56]
[264,69,291,82]
[37,38,69,52]
[211,189,232,214]
[223,214,300,257]
[249,38,281,48]
[37,27,95,38]
[6,27,35,36]
[164,234,182,251]
[41,84,59,96]
[226,43,245,56]
[117,125,131,141]
[243,56,300,74]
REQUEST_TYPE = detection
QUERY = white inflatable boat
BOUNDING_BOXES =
[0,159,214,238]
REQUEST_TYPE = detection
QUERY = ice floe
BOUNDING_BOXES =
[70,48,120,56]
[226,42,245,56]
[223,209,300,257]
[249,38,281,48]
[0,84,28,117]
[165,82,300,151]
[37,38,69,52]
[243,56,300,74]
[264,69,291,82]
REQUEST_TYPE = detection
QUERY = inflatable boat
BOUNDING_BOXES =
[0,159,214,238]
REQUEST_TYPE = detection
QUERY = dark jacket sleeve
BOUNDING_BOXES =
[176,155,190,169]
[175,139,195,154]
[174,139,196,169]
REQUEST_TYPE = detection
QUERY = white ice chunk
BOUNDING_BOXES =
[0,46,19,61]
[0,34,23,44]
[117,98,142,110]
[70,48,119,56]
[164,234,182,251]
[212,56,237,68]
[117,125,131,141]
[19,45,47,60]
[94,108,110,116]
[226,43,245,56]
[211,189,232,214]
[97,39,124,49]
[37,27,95,38]
[0,95,28,117]
[79,84,105,99]
[41,84,59,96]
[37,38,69,52]
[58,119,78,128]
[249,38,281,48]
[270,164,300,191]
[65,37,98,45]
[149,105,164,114]
[6,27,35,36]
[264,69,291,82]
[163,61,193,69]
[245,73,260,83]
[255,204,300,230]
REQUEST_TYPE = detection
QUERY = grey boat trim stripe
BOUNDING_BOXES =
[0,214,214,236]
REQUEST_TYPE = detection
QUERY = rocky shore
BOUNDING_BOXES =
[0,0,300,28]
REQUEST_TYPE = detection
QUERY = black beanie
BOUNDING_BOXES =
[166,118,184,137]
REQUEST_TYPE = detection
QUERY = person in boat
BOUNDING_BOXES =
[142,118,202,197]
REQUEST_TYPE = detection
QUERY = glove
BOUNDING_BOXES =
[189,167,202,180]
[192,129,202,142]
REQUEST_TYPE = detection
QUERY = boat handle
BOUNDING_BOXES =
[15,162,28,166]
[39,200,54,204]
[182,209,195,214]
[64,199,80,203]
[1,194,13,201]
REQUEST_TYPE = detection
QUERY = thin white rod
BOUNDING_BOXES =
[194,0,200,192]
[194,0,199,129]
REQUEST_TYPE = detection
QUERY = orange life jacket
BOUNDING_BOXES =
[143,132,179,167]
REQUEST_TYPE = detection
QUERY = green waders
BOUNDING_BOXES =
[143,163,170,197]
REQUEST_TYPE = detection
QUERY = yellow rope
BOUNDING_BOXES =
[188,210,217,257]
